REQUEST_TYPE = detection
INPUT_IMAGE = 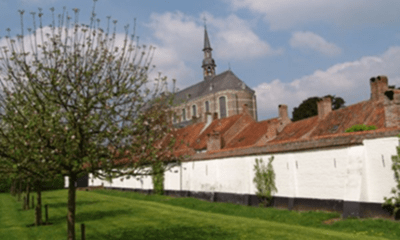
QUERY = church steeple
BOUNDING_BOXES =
[202,23,216,79]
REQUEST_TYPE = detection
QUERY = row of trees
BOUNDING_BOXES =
[0,2,178,240]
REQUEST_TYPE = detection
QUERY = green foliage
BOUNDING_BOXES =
[383,142,400,219]
[345,124,377,133]
[292,95,345,122]
[0,176,12,193]
[152,161,165,195]
[41,174,65,191]
[253,156,277,207]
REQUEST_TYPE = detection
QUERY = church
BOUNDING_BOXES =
[171,26,257,128]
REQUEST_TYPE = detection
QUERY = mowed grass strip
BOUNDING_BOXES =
[94,190,400,240]
[0,190,395,240]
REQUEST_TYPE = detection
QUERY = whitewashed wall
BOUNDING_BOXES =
[82,137,399,204]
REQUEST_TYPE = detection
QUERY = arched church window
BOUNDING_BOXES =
[182,109,186,121]
[192,105,197,118]
[205,101,210,113]
[219,96,227,118]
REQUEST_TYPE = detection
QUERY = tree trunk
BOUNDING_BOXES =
[17,181,21,201]
[67,174,77,240]
[26,183,30,210]
[35,183,42,226]
[10,179,16,196]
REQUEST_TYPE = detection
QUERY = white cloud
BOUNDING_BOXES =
[289,31,341,56]
[147,11,280,89]
[255,46,400,120]
[226,0,400,30]
[205,14,283,60]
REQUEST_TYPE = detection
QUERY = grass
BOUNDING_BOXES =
[0,189,398,240]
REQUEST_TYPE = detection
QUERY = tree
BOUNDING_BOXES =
[0,2,177,239]
[253,156,277,207]
[292,95,345,122]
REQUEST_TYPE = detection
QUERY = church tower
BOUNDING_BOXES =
[202,25,216,79]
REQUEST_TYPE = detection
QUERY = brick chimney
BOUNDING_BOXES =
[213,112,218,120]
[207,131,223,151]
[384,89,400,127]
[317,96,332,119]
[279,104,289,122]
[370,75,388,101]
[192,115,198,124]
[277,104,291,132]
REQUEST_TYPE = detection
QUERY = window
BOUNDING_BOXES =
[182,109,186,121]
[205,101,210,113]
[219,96,227,118]
[192,105,197,118]
[173,113,177,123]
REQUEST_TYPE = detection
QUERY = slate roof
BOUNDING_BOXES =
[173,70,254,105]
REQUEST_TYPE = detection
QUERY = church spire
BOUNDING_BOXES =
[202,21,216,79]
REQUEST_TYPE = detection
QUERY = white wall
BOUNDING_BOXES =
[88,137,399,204]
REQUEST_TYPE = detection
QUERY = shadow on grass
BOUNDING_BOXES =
[46,200,104,209]
[51,209,133,224]
[91,225,235,240]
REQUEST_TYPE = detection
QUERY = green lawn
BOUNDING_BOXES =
[0,189,398,240]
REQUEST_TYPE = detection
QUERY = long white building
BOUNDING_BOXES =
[65,75,400,219]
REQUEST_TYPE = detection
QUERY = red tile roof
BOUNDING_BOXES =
[192,114,243,150]
[225,118,279,149]
[170,97,395,159]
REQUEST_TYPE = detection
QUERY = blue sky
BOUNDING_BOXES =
[1,0,400,120]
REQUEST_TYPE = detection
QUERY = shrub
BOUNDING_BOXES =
[345,124,377,133]
[152,162,165,195]
[253,156,277,207]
